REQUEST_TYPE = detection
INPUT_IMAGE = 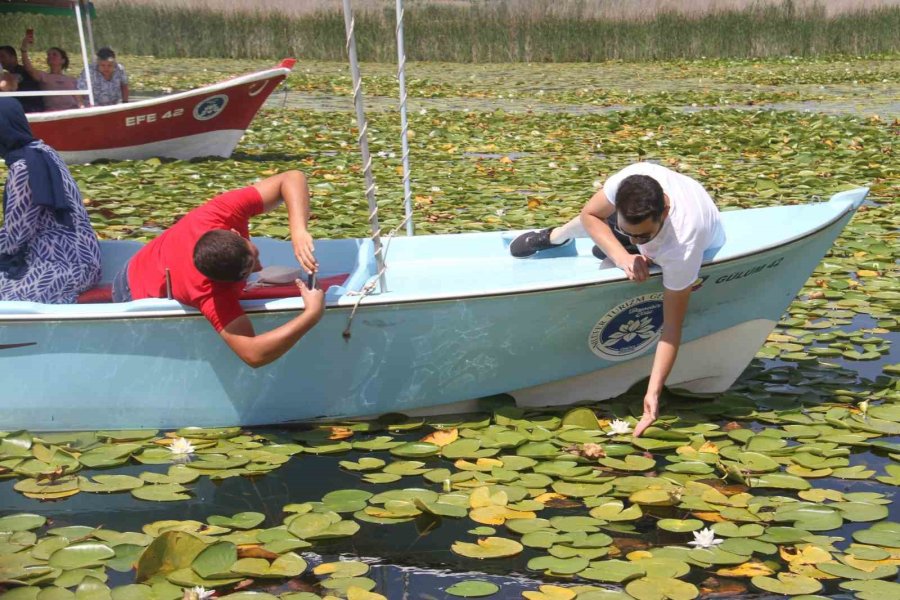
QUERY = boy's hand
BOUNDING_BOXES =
[292,230,318,275]
[296,279,325,318]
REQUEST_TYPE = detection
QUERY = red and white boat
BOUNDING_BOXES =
[5,1,293,163]
[26,59,295,164]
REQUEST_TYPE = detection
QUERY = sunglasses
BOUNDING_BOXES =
[612,218,665,244]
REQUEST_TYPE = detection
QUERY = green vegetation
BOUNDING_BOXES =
[4,0,899,61]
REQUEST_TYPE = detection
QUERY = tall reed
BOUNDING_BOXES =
[3,0,897,61]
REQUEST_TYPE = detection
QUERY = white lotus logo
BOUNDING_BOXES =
[606,316,656,345]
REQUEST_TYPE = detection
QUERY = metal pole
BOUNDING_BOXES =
[395,0,415,236]
[73,0,95,106]
[341,0,387,292]
[82,0,97,60]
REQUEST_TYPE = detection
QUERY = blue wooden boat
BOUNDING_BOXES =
[0,188,866,431]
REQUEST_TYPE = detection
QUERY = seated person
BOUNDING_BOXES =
[0,98,101,303]
[20,34,79,111]
[0,45,43,112]
[510,162,725,437]
[113,171,324,368]
[1,69,18,92]
[77,47,128,106]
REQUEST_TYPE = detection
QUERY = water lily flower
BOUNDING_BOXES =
[182,586,214,600]
[607,419,632,436]
[858,400,869,416]
[169,437,195,456]
[688,527,724,549]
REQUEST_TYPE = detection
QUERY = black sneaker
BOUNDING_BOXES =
[510,227,565,258]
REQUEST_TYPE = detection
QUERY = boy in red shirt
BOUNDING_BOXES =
[113,170,324,368]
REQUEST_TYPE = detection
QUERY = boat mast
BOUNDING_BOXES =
[80,0,96,60]
[341,0,387,292]
[395,0,415,236]
[73,0,95,106]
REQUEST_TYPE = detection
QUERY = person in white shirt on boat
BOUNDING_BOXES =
[510,162,725,437]
[77,47,128,106]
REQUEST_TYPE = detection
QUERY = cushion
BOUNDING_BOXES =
[77,273,349,304]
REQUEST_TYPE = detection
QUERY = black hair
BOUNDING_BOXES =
[96,47,116,61]
[616,174,665,224]
[0,46,17,60]
[49,47,69,70]
[193,230,252,282]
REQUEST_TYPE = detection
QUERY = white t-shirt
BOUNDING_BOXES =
[604,162,725,291]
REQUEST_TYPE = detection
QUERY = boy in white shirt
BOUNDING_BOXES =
[510,163,725,437]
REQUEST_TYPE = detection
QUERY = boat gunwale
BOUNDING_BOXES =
[0,196,858,324]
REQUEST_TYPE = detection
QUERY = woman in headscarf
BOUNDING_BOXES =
[0,98,100,302]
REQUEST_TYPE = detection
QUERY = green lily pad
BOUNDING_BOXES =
[131,484,191,502]
[339,457,386,471]
[711,523,765,537]
[752,573,822,595]
[588,500,643,521]
[527,555,588,574]
[313,560,369,578]
[0,514,46,533]
[625,576,699,600]
[78,475,145,494]
[322,489,374,513]
[839,579,900,599]
[445,580,501,597]
[319,576,377,593]
[451,536,523,559]
[48,542,115,569]
[191,541,237,579]
[389,441,440,458]
[658,519,704,533]
[561,407,601,429]
[135,531,207,582]
[207,512,265,530]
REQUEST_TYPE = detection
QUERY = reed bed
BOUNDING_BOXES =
[3,0,898,61]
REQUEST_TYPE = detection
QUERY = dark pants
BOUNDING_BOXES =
[111,260,132,302]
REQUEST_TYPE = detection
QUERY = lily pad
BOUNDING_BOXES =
[445,580,501,597]
[451,536,523,559]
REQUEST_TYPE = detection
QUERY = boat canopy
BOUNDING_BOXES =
[0,1,95,17]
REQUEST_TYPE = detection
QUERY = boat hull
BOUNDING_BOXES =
[26,60,294,164]
[0,192,862,432]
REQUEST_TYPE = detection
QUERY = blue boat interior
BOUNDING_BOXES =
[0,188,866,316]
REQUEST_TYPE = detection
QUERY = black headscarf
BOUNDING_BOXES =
[0,97,73,228]
[0,98,74,279]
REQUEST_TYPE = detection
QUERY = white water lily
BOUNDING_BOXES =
[169,437,195,456]
[607,419,632,436]
[688,527,724,549]
[182,586,214,600]
[858,400,869,416]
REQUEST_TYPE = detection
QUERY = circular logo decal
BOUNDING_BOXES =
[588,292,664,361]
[193,94,229,121]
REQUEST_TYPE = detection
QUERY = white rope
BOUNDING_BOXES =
[341,211,412,339]
[342,0,387,293]
[395,0,415,236]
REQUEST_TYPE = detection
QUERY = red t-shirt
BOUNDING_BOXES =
[128,186,265,332]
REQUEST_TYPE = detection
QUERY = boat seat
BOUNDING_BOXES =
[77,273,349,304]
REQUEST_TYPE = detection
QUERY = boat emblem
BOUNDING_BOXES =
[193,94,229,121]
[588,292,664,361]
